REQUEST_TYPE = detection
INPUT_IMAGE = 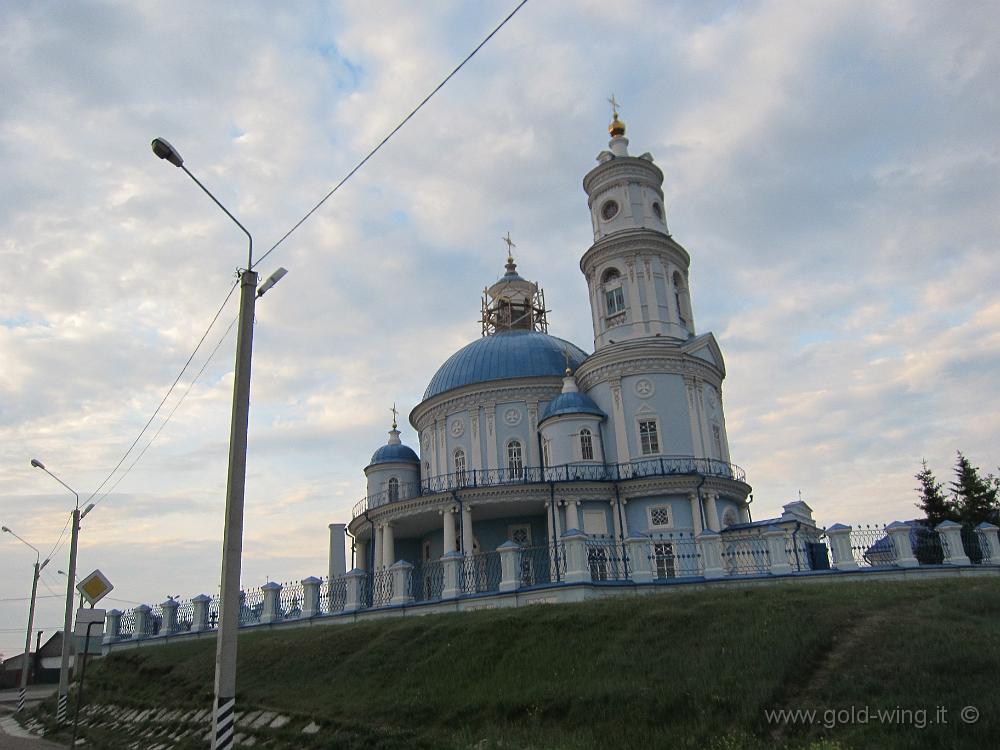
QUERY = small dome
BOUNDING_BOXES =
[609,115,626,137]
[541,391,606,423]
[367,427,419,467]
[423,331,588,400]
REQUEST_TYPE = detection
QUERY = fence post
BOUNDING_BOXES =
[134,604,151,639]
[497,541,521,592]
[160,598,179,635]
[625,534,653,583]
[301,577,322,617]
[935,520,970,566]
[390,561,414,606]
[343,569,366,612]
[190,594,212,632]
[561,529,590,583]
[826,524,857,570]
[976,522,1000,565]
[884,521,918,567]
[103,610,122,645]
[441,551,464,599]
[697,530,725,579]
[260,582,283,623]
[763,529,793,575]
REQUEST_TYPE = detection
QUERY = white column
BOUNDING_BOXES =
[425,428,436,479]
[442,508,457,554]
[642,257,662,331]
[328,523,346,582]
[689,492,703,535]
[704,492,720,532]
[685,376,704,458]
[374,524,383,570]
[564,500,579,531]
[356,539,368,571]
[527,401,539,469]
[738,502,751,525]
[587,273,602,345]
[545,501,554,547]
[610,500,623,540]
[554,496,565,539]
[462,504,474,555]
[485,403,498,472]
[609,378,630,463]
[626,259,643,329]
[382,523,395,568]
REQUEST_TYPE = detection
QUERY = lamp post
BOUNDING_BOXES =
[153,137,286,750]
[29,459,92,724]
[1,526,50,712]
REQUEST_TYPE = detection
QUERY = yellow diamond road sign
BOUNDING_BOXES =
[77,569,114,606]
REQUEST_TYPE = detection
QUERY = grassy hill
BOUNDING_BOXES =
[29,577,1000,749]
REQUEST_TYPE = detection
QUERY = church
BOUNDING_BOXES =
[336,107,778,597]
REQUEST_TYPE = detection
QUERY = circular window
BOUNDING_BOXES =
[601,200,619,221]
[652,202,663,221]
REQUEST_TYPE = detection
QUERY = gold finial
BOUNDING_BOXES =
[563,347,573,376]
[502,231,516,264]
[390,403,398,430]
[607,93,626,137]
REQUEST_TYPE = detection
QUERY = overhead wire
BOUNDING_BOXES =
[252,0,530,270]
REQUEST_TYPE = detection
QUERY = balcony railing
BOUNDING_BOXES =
[352,456,746,519]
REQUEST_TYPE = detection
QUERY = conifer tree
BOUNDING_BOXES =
[915,459,953,526]
[949,452,999,526]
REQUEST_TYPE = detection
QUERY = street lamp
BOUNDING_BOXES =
[29,459,92,724]
[1,525,50,713]
[153,136,286,750]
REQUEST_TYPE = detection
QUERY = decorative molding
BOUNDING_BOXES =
[412,381,562,431]
[634,378,655,398]
[449,419,465,438]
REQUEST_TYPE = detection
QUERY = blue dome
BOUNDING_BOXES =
[423,331,589,400]
[368,443,419,466]
[540,391,606,422]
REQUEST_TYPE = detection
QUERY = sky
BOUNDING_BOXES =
[1,0,998,657]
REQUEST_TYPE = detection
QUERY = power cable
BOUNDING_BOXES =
[252,0,530,270]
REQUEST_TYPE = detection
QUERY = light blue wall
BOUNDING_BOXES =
[366,463,420,498]
[626,495,697,534]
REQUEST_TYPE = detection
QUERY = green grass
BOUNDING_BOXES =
[45,577,1000,749]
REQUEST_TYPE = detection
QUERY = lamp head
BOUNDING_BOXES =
[1,526,10,533]
[151,138,184,168]
[30,458,45,470]
[257,267,289,297]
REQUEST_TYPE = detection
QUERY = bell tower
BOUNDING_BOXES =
[581,99,695,350]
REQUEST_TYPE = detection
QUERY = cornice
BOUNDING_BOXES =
[582,156,664,196]
[410,378,564,430]
[576,340,724,390]
[580,229,691,277]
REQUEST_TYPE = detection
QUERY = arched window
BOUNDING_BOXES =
[722,508,738,528]
[602,268,625,318]
[387,477,399,502]
[580,428,594,461]
[454,448,466,484]
[507,440,523,480]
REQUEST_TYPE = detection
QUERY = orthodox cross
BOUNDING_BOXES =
[502,231,516,262]
[563,346,573,374]
[390,403,398,430]
[608,93,622,118]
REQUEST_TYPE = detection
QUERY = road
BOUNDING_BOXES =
[0,717,64,749]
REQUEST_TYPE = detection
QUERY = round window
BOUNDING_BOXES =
[652,202,663,220]
[601,200,619,221]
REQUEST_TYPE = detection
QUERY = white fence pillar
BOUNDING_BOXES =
[763,529,792,575]
[343,569,366,612]
[885,522,918,567]
[301,577,322,618]
[390,561,414,606]
[191,594,212,632]
[698,530,725,579]
[826,524,857,570]
[160,599,179,635]
[497,541,521,592]
[625,534,653,583]
[935,520,970,566]
[260,582,282,623]
[103,610,122,644]
[442,551,464,599]
[134,604,151,639]
[561,529,590,584]
[976,522,999,565]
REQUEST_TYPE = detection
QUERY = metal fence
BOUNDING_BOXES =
[240,587,264,625]
[912,526,945,565]
[462,552,501,594]
[410,560,445,602]
[850,525,895,567]
[721,536,770,575]
[586,537,628,581]
[785,531,831,572]
[649,532,703,578]
[974,526,993,563]
[369,569,393,607]
[518,544,563,586]
[279,581,304,619]
[325,577,347,613]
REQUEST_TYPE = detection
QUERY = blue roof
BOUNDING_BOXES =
[423,331,588,400]
[368,443,419,466]
[540,391,606,422]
